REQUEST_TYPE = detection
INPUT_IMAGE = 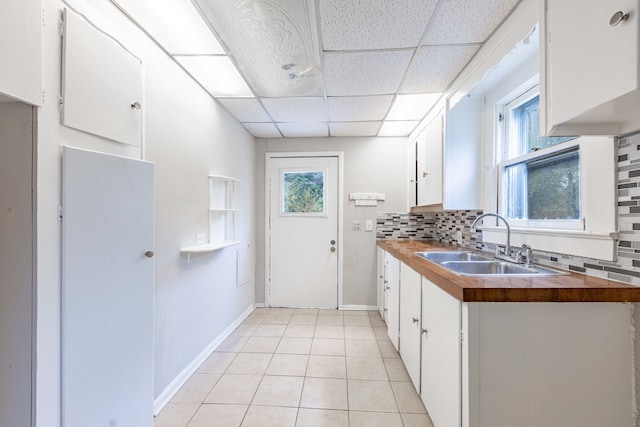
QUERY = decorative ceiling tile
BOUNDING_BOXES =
[319,0,438,50]
[327,95,394,122]
[243,122,282,138]
[330,122,381,137]
[424,0,522,45]
[261,97,326,122]
[378,121,419,137]
[401,45,479,93]
[324,51,413,96]
[277,122,329,137]
[218,98,272,122]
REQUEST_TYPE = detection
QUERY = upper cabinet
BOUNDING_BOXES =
[417,115,444,207]
[0,0,43,105]
[541,0,640,136]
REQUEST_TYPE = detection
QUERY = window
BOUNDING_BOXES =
[282,170,325,215]
[500,88,580,229]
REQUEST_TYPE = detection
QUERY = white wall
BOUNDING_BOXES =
[36,1,256,425]
[255,137,406,307]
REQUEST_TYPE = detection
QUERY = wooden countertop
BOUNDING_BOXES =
[377,240,640,303]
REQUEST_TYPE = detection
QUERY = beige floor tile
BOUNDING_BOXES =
[345,340,381,358]
[342,310,368,316]
[299,377,348,410]
[318,309,342,316]
[314,326,344,339]
[401,413,435,427]
[294,308,319,315]
[383,358,411,381]
[349,411,403,427]
[204,374,262,405]
[344,326,376,340]
[284,325,316,338]
[377,340,400,358]
[226,353,272,375]
[276,338,313,354]
[252,324,286,337]
[347,380,398,412]
[346,357,388,380]
[154,403,199,427]
[266,354,309,376]
[198,352,236,374]
[316,315,344,326]
[217,336,249,353]
[252,307,271,314]
[295,408,349,427]
[369,316,386,327]
[269,308,295,315]
[306,355,346,378]
[390,381,426,413]
[240,405,298,427]
[252,375,304,407]
[310,338,345,356]
[231,324,259,337]
[240,336,280,353]
[171,373,222,404]
[290,314,318,325]
[262,312,293,324]
[343,316,372,327]
[374,326,390,340]
[243,313,266,324]
[186,404,248,427]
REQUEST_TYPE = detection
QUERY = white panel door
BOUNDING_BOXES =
[385,252,400,350]
[399,263,422,391]
[268,156,339,308]
[62,146,154,427]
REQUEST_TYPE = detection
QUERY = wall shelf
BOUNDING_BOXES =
[181,175,241,262]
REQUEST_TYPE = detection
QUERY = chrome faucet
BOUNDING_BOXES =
[470,213,513,262]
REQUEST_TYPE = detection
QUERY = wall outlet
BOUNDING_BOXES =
[196,233,206,244]
[352,220,362,231]
[456,230,463,245]
[365,219,373,232]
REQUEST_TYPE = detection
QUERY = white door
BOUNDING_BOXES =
[62,147,154,427]
[385,252,400,350]
[268,155,339,308]
[400,263,422,391]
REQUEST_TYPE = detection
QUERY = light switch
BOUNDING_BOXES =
[365,220,373,232]
[196,233,206,244]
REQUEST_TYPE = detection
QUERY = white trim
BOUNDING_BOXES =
[340,305,378,311]
[152,304,255,416]
[264,152,344,309]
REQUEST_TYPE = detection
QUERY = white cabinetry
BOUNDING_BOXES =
[407,140,418,209]
[421,277,462,427]
[0,0,42,105]
[417,116,444,206]
[542,0,640,136]
[399,263,422,391]
[384,252,400,350]
[377,248,386,319]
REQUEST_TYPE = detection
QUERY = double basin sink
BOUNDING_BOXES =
[416,251,568,277]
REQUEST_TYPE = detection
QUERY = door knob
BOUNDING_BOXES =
[144,251,154,258]
[610,11,629,26]
[330,247,336,252]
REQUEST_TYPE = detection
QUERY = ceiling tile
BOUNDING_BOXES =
[174,56,253,97]
[378,121,419,137]
[243,122,282,138]
[319,0,438,50]
[401,45,479,93]
[327,95,393,122]
[387,94,441,121]
[325,51,413,96]
[424,0,522,45]
[261,97,326,122]
[277,122,329,138]
[330,122,381,137]
[218,98,271,122]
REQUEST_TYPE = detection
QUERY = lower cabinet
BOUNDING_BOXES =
[377,248,385,320]
[384,252,400,350]
[421,277,462,427]
[399,263,422,391]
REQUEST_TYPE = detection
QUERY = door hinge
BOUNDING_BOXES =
[58,14,65,36]
[57,205,64,221]
[498,112,504,122]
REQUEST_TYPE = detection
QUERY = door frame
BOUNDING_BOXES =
[264,152,344,308]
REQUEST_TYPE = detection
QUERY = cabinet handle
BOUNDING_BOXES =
[412,317,419,324]
[610,11,630,26]
[423,172,428,178]
[131,101,141,110]
[422,328,428,335]
[385,286,390,291]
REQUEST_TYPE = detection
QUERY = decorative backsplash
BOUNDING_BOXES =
[377,131,640,287]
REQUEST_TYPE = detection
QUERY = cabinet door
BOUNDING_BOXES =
[399,263,422,391]
[407,140,418,209]
[418,116,443,206]
[421,278,462,427]
[544,0,639,134]
[377,248,386,319]
[385,252,400,350]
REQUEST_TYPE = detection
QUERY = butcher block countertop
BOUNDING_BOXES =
[377,240,640,303]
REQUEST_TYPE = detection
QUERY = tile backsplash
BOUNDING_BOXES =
[378,131,640,287]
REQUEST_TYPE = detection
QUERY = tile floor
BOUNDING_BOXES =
[155,308,435,427]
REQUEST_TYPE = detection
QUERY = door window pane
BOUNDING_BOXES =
[283,171,325,214]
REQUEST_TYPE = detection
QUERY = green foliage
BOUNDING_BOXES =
[527,151,580,220]
[284,172,324,213]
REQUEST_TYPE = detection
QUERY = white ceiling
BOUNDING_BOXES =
[115,0,523,138]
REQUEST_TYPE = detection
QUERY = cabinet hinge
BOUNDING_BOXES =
[460,330,464,343]
[57,95,64,110]
[42,88,45,103]
[57,205,64,221]
[498,112,504,122]
[58,14,65,36]
[42,8,45,27]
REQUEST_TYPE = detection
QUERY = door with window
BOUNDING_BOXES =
[267,155,340,308]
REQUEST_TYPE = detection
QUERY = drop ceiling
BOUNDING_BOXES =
[114,0,522,138]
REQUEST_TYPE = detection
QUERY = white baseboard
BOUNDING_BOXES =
[153,304,256,415]
[340,305,378,311]
[254,302,265,308]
